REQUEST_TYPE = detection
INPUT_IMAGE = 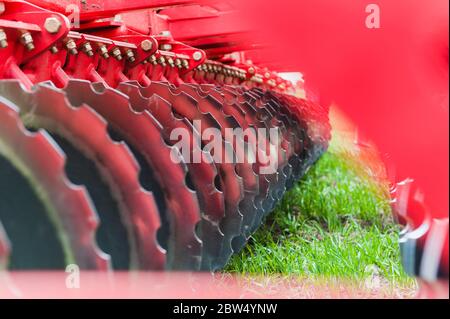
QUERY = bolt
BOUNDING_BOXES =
[82,42,93,57]
[20,31,35,51]
[0,29,7,48]
[98,44,109,59]
[192,51,202,61]
[0,3,5,15]
[148,55,157,65]
[65,39,78,54]
[264,72,271,79]
[125,49,135,63]
[158,56,166,66]
[44,17,62,34]
[111,47,122,60]
[49,45,59,54]
[140,39,153,52]
[248,67,255,75]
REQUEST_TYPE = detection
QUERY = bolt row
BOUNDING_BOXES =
[0,16,63,50]
[195,63,247,79]
[146,55,190,69]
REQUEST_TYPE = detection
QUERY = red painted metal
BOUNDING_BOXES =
[0,0,447,293]
[26,0,198,21]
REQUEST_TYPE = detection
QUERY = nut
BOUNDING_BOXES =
[111,47,122,60]
[65,39,78,55]
[148,55,157,64]
[98,44,109,59]
[82,42,93,57]
[192,51,202,61]
[140,39,153,52]
[20,32,35,51]
[0,29,7,48]
[49,45,58,54]
[125,49,135,63]
[44,17,62,34]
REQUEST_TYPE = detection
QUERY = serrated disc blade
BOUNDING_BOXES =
[0,81,165,270]
[0,91,109,270]
[118,81,246,270]
[115,83,226,270]
[64,80,203,270]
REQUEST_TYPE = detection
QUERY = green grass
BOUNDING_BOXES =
[225,149,412,285]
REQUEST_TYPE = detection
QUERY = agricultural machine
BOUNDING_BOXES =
[0,0,331,272]
[0,0,447,294]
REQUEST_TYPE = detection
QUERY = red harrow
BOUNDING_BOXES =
[0,0,330,271]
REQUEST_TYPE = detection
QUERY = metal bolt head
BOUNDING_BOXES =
[82,42,93,56]
[148,55,157,64]
[248,67,255,75]
[98,45,109,59]
[125,49,135,63]
[20,32,35,51]
[0,29,7,48]
[192,51,202,61]
[0,3,5,15]
[44,17,62,34]
[111,47,122,60]
[65,39,78,54]
[49,45,59,54]
[140,39,153,52]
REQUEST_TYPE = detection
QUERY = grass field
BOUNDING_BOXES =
[225,108,416,294]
